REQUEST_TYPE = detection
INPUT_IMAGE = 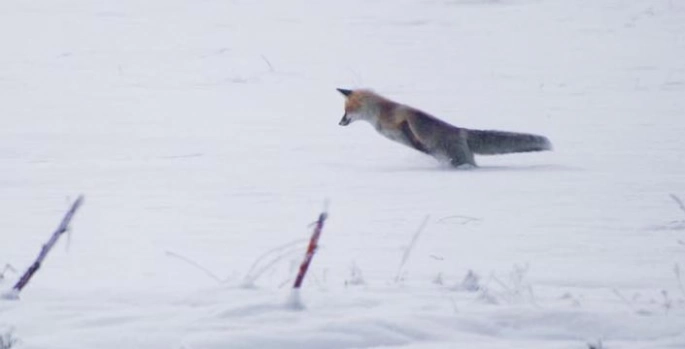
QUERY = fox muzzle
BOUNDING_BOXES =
[339,114,350,126]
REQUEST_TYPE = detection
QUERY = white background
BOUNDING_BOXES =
[1,0,684,348]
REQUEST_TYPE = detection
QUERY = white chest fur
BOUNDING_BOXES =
[378,127,411,148]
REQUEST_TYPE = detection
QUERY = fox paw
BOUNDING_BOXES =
[454,163,476,170]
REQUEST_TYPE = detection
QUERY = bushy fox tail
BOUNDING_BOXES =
[466,129,552,155]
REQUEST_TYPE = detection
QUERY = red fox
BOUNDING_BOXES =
[337,88,552,167]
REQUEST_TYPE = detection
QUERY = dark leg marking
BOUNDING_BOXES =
[446,135,476,167]
[401,121,429,154]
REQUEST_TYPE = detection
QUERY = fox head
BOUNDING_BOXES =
[337,88,382,126]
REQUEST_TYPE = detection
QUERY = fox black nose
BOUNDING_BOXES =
[339,114,350,126]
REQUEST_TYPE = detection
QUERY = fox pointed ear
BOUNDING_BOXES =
[336,88,353,97]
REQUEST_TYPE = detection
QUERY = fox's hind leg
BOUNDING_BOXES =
[448,148,476,168]
[443,136,476,168]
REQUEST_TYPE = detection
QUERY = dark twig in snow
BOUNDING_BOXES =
[670,194,685,217]
[293,210,328,289]
[612,288,634,310]
[260,55,275,72]
[674,263,685,297]
[395,215,430,283]
[5,195,84,298]
[286,207,328,310]
[661,290,672,314]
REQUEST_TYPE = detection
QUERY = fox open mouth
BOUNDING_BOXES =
[339,114,350,126]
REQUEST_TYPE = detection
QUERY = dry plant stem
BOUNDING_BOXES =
[165,250,223,283]
[293,212,328,289]
[12,196,84,293]
[395,215,430,282]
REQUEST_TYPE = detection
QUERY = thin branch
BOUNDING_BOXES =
[437,215,480,225]
[612,288,636,311]
[11,195,84,294]
[670,194,685,216]
[244,238,308,282]
[293,211,328,289]
[243,245,303,287]
[674,263,685,297]
[395,215,430,282]
[260,55,274,73]
[165,250,223,283]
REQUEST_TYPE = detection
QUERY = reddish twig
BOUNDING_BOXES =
[293,212,328,289]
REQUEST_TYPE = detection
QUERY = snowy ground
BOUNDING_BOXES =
[1,0,685,348]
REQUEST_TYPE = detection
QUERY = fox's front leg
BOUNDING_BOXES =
[400,121,430,154]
